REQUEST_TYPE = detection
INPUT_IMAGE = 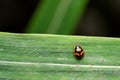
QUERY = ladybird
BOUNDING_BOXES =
[74,45,84,60]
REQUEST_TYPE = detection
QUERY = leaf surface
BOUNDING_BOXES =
[0,32,120,80]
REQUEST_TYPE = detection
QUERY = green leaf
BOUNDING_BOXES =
[26,0,88,34]
[0,32,120,80]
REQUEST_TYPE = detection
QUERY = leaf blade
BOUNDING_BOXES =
[0,32,120,80]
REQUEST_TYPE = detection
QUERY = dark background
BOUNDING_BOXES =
[0,0,120,37]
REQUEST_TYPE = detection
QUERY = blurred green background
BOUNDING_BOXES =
[0,0,120,37]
